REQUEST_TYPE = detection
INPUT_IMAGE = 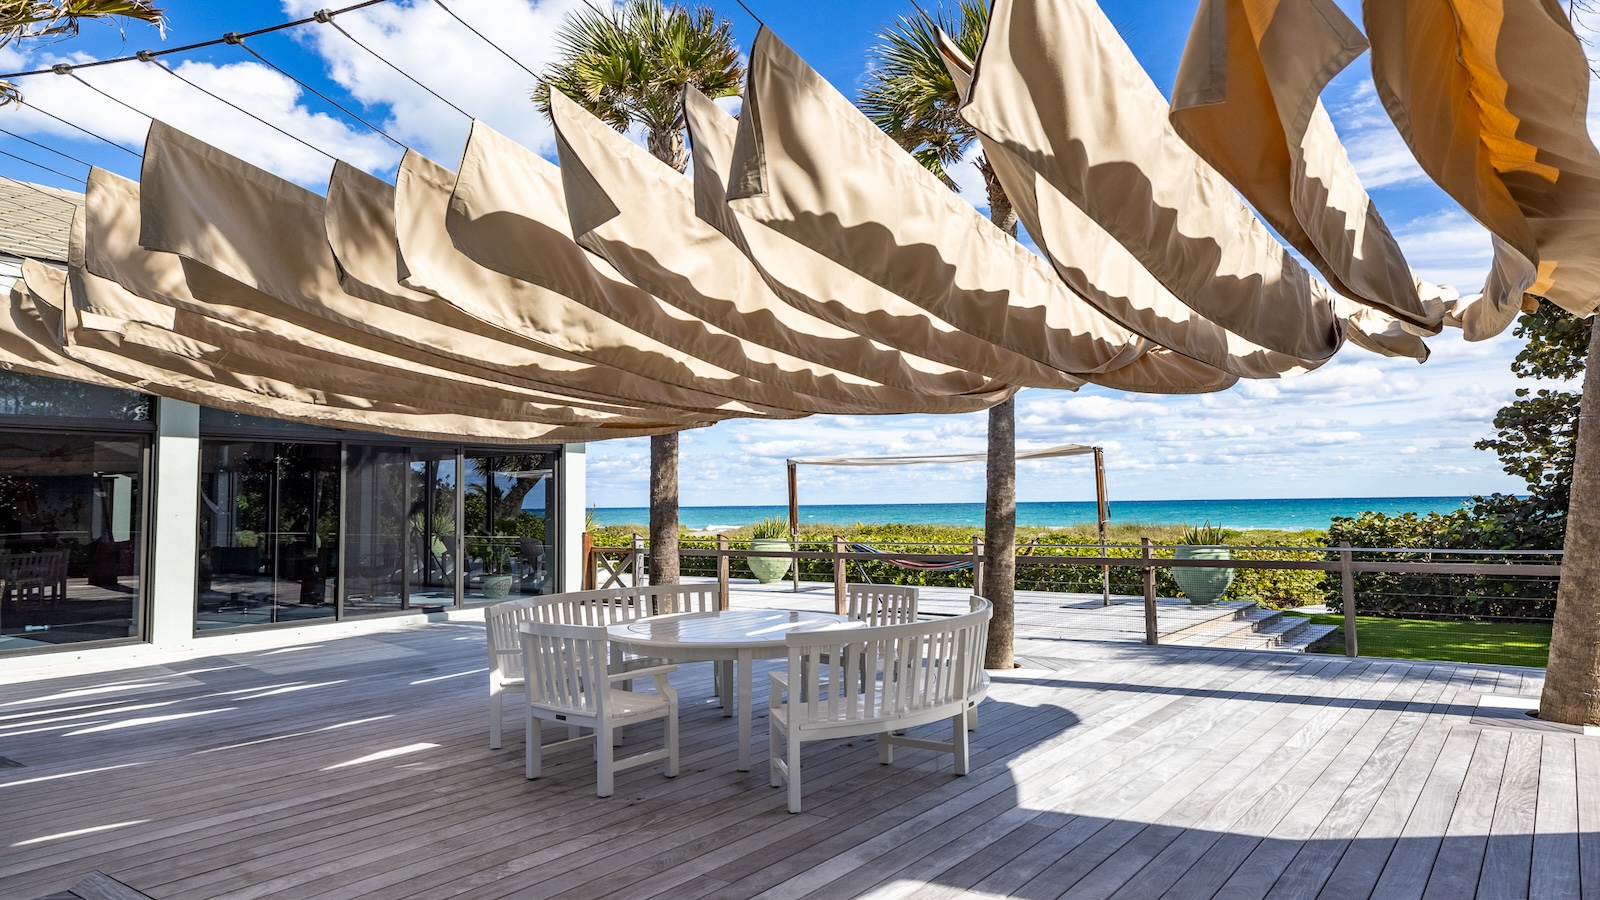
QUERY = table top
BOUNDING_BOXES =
[607,609,855,651]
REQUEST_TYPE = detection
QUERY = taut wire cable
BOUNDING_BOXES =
[225,34,407,149]
[11,103,141,157]
[0,146,83,183]
[63,70,158,122]
[0,127,94,170]
[317,11,473,120]
[429,0,539,79]
[141,54,333,160]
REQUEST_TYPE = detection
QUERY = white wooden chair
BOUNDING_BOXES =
[844,583,919,625]
[484,589,646,749]
[768,597,993,813]
[520,620,679,797]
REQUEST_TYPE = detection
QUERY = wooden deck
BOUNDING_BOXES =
[0,591,1583,899]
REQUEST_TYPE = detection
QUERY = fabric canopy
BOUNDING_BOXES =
[681,86,1083,392]
[548,89,1012,414]
[1364,0,1600,337]
[789,444,1097,467]
[1169,0,1435,331]
[955,0,1346,364]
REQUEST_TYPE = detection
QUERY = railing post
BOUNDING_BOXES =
[1143,537,1158,645]
[581,531,595,591]
[1340,540,1358,658]
[972,538,985,593]
[834,535,846,615]
[717,533,730,610]
[630,533,643,588]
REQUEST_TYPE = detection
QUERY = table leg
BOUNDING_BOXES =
[719,660,733,715]
[737,650,754,771]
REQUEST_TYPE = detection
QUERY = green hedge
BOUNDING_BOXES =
[1326,511,1559,620]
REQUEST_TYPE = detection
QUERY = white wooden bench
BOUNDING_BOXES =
[768,596,993,813]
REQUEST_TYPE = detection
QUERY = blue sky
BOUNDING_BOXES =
[0,0,1569,505]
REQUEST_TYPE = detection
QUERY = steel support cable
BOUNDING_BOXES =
[0,146,84,183]
[225,35,407,149]
[9,102,141,158]
[63,71,158,122]
[140,53,334,160]
[428,0,538,79]
[0,127,94,170]
[317,12,473,120]
[0,0,394,81]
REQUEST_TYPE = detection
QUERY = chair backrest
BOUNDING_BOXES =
[485,589,651,684]
[965,595,994,697]
[783,600,993,725]
[844,584,919,625]
[638,583,721,615]
[521,620,610,717]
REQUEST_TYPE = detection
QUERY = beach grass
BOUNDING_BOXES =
[1283,611,1551,668]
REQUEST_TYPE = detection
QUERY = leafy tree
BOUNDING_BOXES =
[860,0,1021,668]
[0,0,163,104]
[534,0,743,587]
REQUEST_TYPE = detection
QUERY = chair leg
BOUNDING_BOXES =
[489,690,503,750]
[596,723,614,798]
[769,716,783,788]
[666,705,680,778]
[787,730,804,813]
[966,704,979,732]
[878,731,894,764]
[525,716,541,779]
[952,713,970,775]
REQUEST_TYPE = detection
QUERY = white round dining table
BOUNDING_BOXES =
[607,609,856,771]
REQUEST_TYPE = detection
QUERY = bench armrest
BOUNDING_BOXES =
[607,664,677,682]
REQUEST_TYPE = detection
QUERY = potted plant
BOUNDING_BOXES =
[745,516,794,584]
[1173,522,1234,604]
[472,540,514,599]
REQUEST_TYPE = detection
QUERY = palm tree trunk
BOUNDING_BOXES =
[979,164,1019,668]
[648,432,680,585]
[1539,313,1600,724]
[982,395,1017,669]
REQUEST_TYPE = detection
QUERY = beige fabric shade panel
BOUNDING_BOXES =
[546,89,1012,413]
[789,444,1096,467]
[15,263,674,443]
[406,142,904,417]
[681,86,1084,392]
[726,27,1286,392]
[956,0,1344,364]
[1364,0,1600,337]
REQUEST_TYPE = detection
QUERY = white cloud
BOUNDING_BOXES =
[282,0,596,167]
[1329,79,1430,189]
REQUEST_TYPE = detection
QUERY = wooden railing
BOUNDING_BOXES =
[585,535,1562,656]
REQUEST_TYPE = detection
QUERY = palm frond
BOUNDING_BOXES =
[858,0,989,186]
[0,0,163,48]
[533,0,744,166]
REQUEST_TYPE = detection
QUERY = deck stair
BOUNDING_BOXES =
[1164,603,1338,652]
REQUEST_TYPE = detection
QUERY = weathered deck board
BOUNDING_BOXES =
[0,599,1577,900]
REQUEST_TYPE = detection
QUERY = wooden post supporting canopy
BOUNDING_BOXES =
[1094,447,1110,606]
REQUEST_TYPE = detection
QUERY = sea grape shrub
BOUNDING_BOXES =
[1326,511,1558,620]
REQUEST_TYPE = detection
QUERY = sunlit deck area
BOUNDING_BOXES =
[0,589,1580,900]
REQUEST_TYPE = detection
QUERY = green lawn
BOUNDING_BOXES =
[1283,612,1551,668]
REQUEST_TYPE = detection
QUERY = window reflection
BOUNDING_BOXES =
[343,446,457,615]
[197,441,339,630]
[464,454,553,602]
[0,432,144,649]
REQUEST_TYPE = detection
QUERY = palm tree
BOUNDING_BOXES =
[0,0,164,104]
[860,0,1019,669]
[534,0,743,587]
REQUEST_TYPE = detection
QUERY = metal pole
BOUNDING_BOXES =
[834,535,846,615]
[1095,447,1110,606]
[1340,540,1358,658]
[788,460,800,593]
[716,533,731,609]
[1142,537,1158,645]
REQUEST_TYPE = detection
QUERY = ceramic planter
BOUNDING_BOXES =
[747,538,793,584]
[482,574,513,599]
[1173,546,1234,604]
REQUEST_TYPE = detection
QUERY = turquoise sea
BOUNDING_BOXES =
[590,496,1475,532]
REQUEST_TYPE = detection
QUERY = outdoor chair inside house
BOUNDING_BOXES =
[769,596,993,813]
[519,620,679,797]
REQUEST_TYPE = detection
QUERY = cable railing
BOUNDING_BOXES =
[583,534,1562,665]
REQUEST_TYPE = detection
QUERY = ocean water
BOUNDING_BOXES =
[589,496,1475,532]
